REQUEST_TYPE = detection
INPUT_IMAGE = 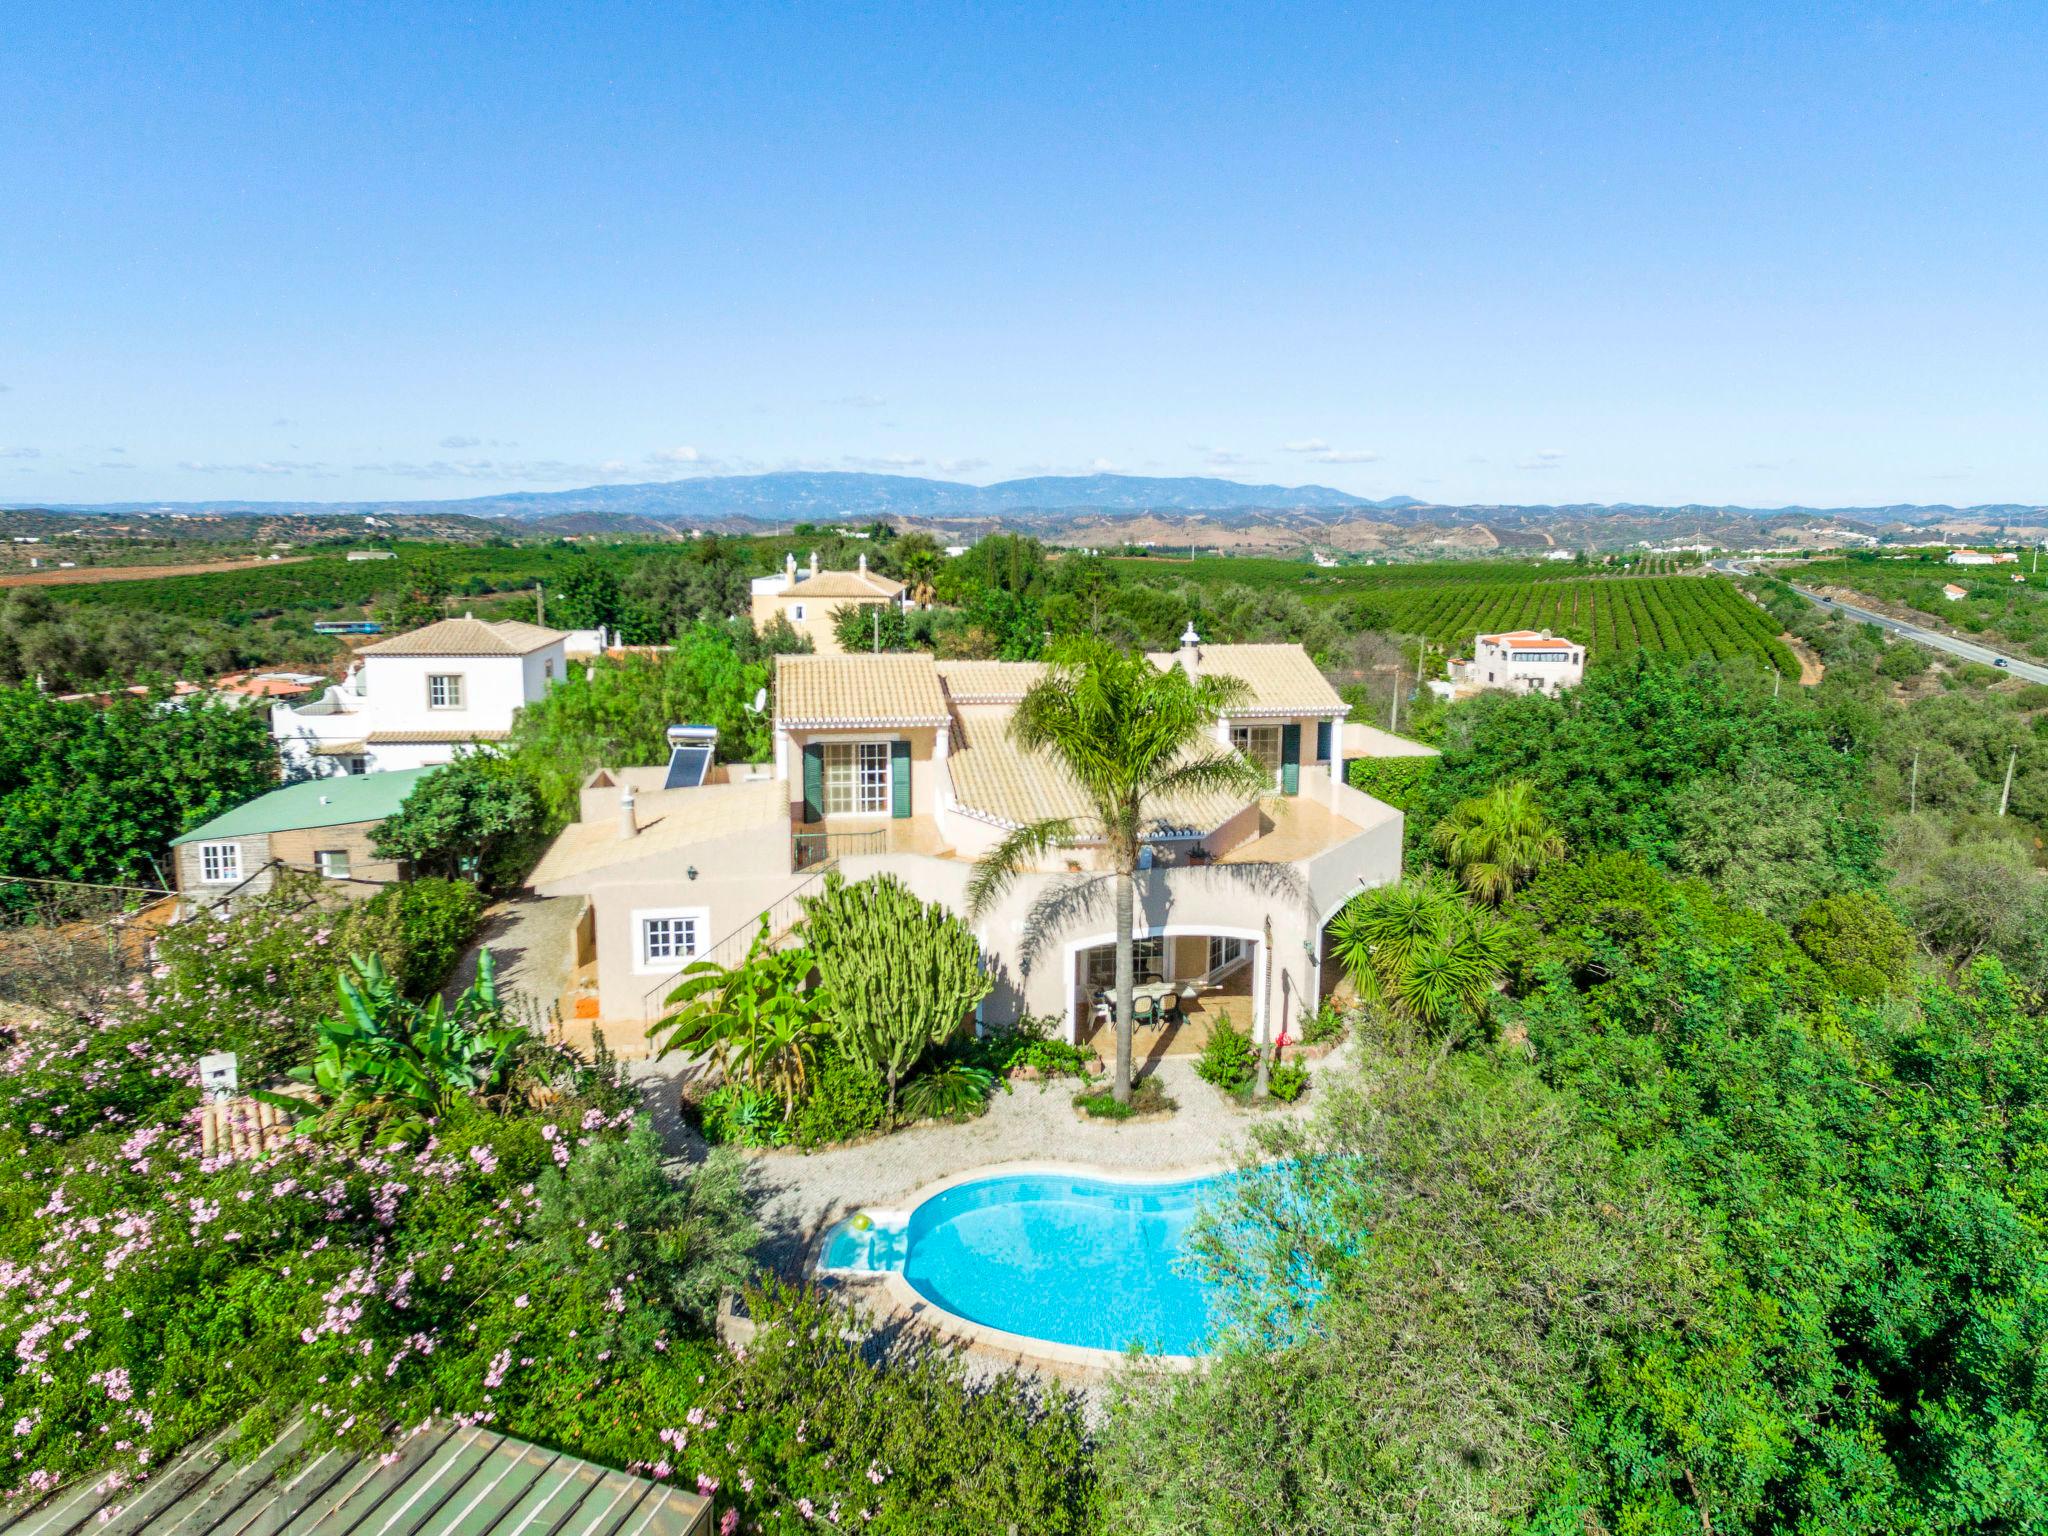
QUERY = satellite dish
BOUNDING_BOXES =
[750,687,768,714]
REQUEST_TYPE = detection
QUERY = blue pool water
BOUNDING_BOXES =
[822,1171,1225,1356]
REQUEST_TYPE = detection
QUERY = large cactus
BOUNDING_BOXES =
[799,871,991,1120]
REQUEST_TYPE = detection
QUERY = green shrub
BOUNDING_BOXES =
[1300,999,1350,1047]
[901,1061,998,1122]
[1074,1075,1176,1120]
[348,876,486,997]
[1194,1016,1257,1093]
[967,1014,1097,1081]
[1267,1061,1311,1102]
[697,1082,791,1147]
[690,1281,1098,1532]
[1792,889,1914,1000]
[2016,682,2048,710]
[1346,755,1437,812]
[793,1051,887,1148]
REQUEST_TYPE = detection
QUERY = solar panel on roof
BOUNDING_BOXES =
[663,745,712,789]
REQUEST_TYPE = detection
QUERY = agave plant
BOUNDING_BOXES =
[1326,873,1512,1030]
[650,916,831,1110]
[270,950,525,1143]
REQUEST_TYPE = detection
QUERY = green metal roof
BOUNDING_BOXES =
[171,767,439,846]
[4,1419,712,1536]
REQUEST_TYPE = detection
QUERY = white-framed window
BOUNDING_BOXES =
[427,673,464,709]
[543,659,555,682]
[198,842,242,884]
[1230,725,1282,787]
[345,755,369,776]
[635,907,710,973]
[792,603,806,621]
[1086,937,1164,990]
[823,740,892,816]
[1207,935,1246,973]
[315,849,350,880]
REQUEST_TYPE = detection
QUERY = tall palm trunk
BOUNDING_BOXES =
[1112,865,1136,1105]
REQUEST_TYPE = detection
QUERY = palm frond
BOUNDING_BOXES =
[966,817,1079,916]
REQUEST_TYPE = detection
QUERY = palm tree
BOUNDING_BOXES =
[966,639,1271,1104]
[1326,872,1511,1030]
[1430,778,1566,905]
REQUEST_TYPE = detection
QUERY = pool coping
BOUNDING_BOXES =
[812,1157,1237,1375]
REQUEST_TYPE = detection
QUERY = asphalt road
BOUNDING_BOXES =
[1712,559,2048,686]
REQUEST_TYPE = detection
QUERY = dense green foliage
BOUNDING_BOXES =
[370,751,550,888]
[0,587,337,692]
[504,620,800,821]
[344,875,488,998]
[1422,656,1884,917]
[0,684,276,898]
[1343,753,1436,811]
[1803,550,2048,660]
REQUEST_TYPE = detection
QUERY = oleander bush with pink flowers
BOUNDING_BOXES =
[0,877,1100,1534]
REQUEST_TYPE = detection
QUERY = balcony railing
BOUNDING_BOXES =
[791,827,887,871]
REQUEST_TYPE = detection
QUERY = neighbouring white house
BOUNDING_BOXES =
[749,550,909,655]
[1942,583,1969,601]
[1946,550,2017,566]
[525,633,1405,1062]
[1439,629,1586,698]
[271,615,568,778]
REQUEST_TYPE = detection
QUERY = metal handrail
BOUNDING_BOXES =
[637,859,839,1020]
[791,827,887,871]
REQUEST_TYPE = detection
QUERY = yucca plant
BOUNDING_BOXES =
[1326,873,1511,1030]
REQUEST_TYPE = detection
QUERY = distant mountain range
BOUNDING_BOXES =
[9,471,2046,556]
[29,471,1414,521]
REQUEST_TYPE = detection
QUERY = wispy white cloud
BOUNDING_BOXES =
[647,446,707,465]
[0,446,39,460]
[1203,449,1265,469]
[1515,449,1566,471]
[179,459,336,477]
[1282,437,1380,465]
[439,435,482,450]
[839,452,933,471]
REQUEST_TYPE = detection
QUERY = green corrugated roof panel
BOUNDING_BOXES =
[171,767,440,846]
[2,1422,712,1536]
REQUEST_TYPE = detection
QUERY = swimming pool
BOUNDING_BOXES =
[820,1168,1226,1357]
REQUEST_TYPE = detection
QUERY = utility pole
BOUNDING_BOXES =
[1910,749,1919,815]
[536,583,545,625]
[1772,666,1781,700]
[872,607,880,654]
[1999,745,2018,817]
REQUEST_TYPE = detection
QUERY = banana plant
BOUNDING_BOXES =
[650,917,830,1112]
[264,950,524,1144]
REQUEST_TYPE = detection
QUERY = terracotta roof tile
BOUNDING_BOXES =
[1142,643,1346,716]
[774,570,906,600]
[358,617,567,657]
[934,660,1047,703]
[775,653,948,728]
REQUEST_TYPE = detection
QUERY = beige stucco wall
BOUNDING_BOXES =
[750,592,896,656]
[174,817,401,911]
[783,725,942,821]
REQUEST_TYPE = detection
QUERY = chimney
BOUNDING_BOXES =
[1177,621,1202,679]
[784,551,797,584]
[619,784,637,839]
[857,552,868,577]
[807,549,819,579]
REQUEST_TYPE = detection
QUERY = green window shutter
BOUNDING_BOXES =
[1280,723,1301,796]
[891,739,911,818]
[801,743,824,823]
[1315,720,1332,762]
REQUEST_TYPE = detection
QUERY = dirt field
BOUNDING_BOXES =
[0,555,311,588]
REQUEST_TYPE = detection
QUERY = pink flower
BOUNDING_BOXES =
[696,1474,718,1496]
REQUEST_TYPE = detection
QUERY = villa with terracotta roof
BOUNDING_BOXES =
[749,549,909,655]
[1441,628,1585,698]
[270,615,569,778]
[528,630,1403,1061]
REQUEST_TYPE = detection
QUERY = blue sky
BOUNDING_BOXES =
[2,2,2044,508]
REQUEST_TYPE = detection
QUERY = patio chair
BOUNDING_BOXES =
[1133,993,1161,1029]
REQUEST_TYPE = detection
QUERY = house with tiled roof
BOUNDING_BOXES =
[1441,628,1585,698]
[270,615,568,778]
[527,631,1401,1062]
[749,549,908,655]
